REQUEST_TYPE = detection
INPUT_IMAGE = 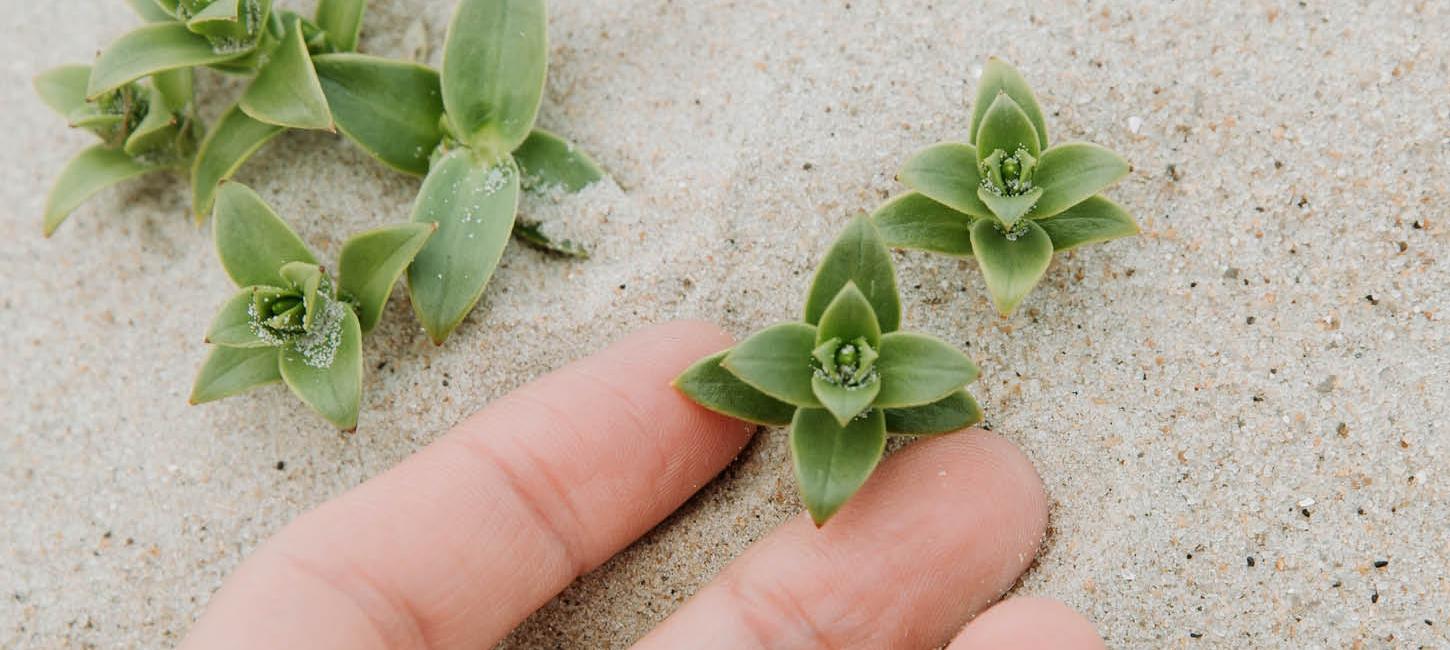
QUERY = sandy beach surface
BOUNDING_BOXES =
[4,0,1448,647]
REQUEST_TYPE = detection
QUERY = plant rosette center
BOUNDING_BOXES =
[245,264,350,368]
[813,337,879,389]
[979,146,1037,198]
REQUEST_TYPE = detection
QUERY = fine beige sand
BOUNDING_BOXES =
[4,1,1448,647]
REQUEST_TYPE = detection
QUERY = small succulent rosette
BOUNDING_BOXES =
[190,182,432,430]
[874,57,1139,315]
[674,216,983,525]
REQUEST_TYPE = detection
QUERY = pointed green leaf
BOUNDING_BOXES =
[790,408,886,526]
[239,16,333,130]
[190,104,285,218]
[212,181,316,287]
[123,85,180,156]
[313,53,444,175]
[152,67,194,111]
[34,65,92,117]
[810,376,879,426]
[815,282,881,348]
[1035,194,1140,251]
[190,345,281,404]
[673,351,797,426]
[441,0,547,155]
[187,0,240,28]
[87,22,247,98]
[896,143,991,219]
[720,322,820,408]
[874,331,979,408]
[1029,143,1131,220]
[512,220,588,258]
[184,0,271,45]
[884,390,982,435]
[871,192,974,257]
[315,0,365,52]
[206,287,273,347]
[803,215,900,332]
[976,186,1043,229]
[43,145,157,236]
[970,218,1053,316]
[279,262,325,330]
[513,128,605,193]
[127,0,176,22]
[975,93,1041,162]
[339,222,435,334]
[406,149,520,344]
[279,306,363,430]
[970,58,1047,150]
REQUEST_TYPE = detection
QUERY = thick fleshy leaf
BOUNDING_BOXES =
[976,186,1043,229]
[127,0,175,21]
[441,0,547,154]
[152,67,194,111]
[975,93,1041,162]
[205,287,272,347]
[186,0,241,30]
[406,148,520,344]
[970,58,1048,150]
[512,220,588,258]
[815,282,881,347]
[34,65,92,117]
[315,0,365,52]
[239,16,333,130]
[212,181,316,287]
[811,375,880,426]
[339,222,435,333]
[87,22,247,98]
[884,390,983,435]
[278,262,324,330]
[896,143,991,219]
[673,351,797,426]
[279,306,363,430]
[803,215,900,332]
[1029,143,1131,220]
[42,146,157,236]
[790,407,886,526]
[123,85,180,156]
[190,105,285,218]
[1036,195,1139,251]
[720,322,820,408]
[313,54,444,175]
[513,128,605,193]
[970,218,1053,316]
[874,331,979,408]
[871,192,974,257]
[189,345,282,404]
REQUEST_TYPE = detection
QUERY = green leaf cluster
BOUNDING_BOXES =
[673,216,983,526]
[877,58,1139,315]
[191,181,432,430]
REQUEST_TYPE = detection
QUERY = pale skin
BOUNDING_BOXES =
[181,321,1106,649]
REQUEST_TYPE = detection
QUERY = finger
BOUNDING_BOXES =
[634,430,1049,650]
[182,320,754,650]
[948,597,1105,650]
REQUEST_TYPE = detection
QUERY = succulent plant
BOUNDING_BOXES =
[874,58,1139,315]
[190,181,432,430]
[673,216,983,525]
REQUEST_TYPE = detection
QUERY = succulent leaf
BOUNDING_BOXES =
[720,322,821,408]
[87,22,249,99]
[205,287,274,347]
[896,142,992,218]
[974,93,1041,163]
[190,105,285,218]
[976,185,1043,229]
[441,0,547,155]
[969,218,1053,316]
[127,0,177,22]
[1028,143,1130,220]
[190,344,282,404]
[34,65,93,117]
[512,128,605,193]
[810,375,879,426]
[42,145,157,236]
[873,332,979,408]
[970,58,1048,150]
[871,192,974,257]
[212,181,317,287]
[814,282,881,348]
[339,222,435,333]
[1035,195,1139,251]
[239,16,333,130]
[672,351,797,426]
[883,390,982,435]
[803,214,900,333]
[512,220,589,258]
[314,0,365,52]
[278,305,363,430]
[313,53,444,175]
[790,407,886,526]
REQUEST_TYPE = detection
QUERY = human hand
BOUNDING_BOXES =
[181,321,1104,649]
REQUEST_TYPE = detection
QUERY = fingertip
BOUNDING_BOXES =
[950,597,1105,650]
[631,319,736,354]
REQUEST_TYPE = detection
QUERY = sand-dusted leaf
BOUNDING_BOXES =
[896,143,992,219]
[673,351,797,426]
[872,192,974,257]
[884,390,982,435]
[239,16,332,130]
[970,58,1047,150]
[975,93,1041,162]
[810,375,879,426]
[212,182,316,287]
[315,0,365,52]
[406,148,520,344]
[190,105,285,218]
[1036,195,1139,251]
[279,306,363,430]
[313,54,444,175]
[1029,143,1130,220]
[123,85,180,156]
[970,218,1053,316]
[190,345,282,404]
[87,22,247,98]
[874,331,979,408]
[127,0,175,21]
[42,145,157,237]
[206,287,273,347]
[513,128,604,193]
[977,185,1042,229]
[34,65,92,117]
[278,262,325,330]
[152,67,194,111]
[791,407,886,526]
[815,282,881,348]
[721,322,820,408]
[803,215,900,332]
[441,0,547,154]
[339,222,434,333]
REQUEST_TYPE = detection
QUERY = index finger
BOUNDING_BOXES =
[181,320,754,650]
